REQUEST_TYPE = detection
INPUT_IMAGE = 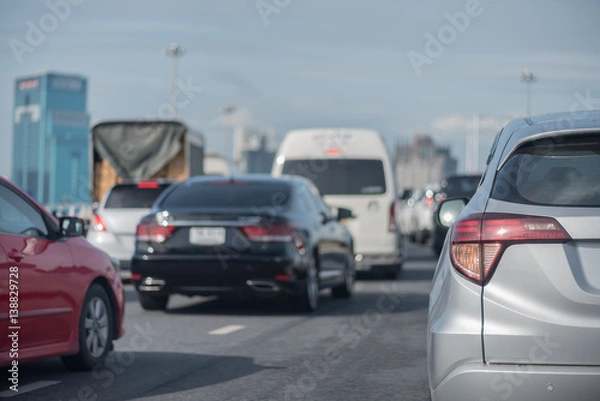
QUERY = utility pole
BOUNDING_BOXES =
[465,113,480,173]
[164,42,186,117]
[521,69,537,117]
[221,104,237,165]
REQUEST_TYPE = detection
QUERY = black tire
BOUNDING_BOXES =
[294,256,319,312]
[62,284,114,371]
[383,263,403,280]
[139,293,169,311]
[331,258,354,298]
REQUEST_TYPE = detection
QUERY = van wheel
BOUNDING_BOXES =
[139,293,169,311]
[62,284,114,371]
[383,263,402,280]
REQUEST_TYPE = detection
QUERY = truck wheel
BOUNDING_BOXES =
[62,284,114,371]
[139,293,169,311]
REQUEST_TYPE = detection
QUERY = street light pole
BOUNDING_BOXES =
[220,104,237,165]
[521,69,537,117]
[465,112,480,173]
[164,42,186,117]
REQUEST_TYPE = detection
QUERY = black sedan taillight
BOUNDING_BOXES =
[240,223,306,253]
[136,222,176,243]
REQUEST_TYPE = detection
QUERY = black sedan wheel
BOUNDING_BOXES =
[332,258,354,298]
[295,256,319,312]
[62,284,113,371]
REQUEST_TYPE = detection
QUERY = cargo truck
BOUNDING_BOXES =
[90,120,204,203]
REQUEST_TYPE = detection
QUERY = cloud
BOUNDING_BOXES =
[432,113,515,135]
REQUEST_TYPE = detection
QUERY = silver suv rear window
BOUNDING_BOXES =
[491,134,600,206]
[105,184,171,209]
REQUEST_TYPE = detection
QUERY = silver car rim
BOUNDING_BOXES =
[84,297,109,358]
[307,262,318,309]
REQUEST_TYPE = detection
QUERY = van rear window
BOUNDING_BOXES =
[282,159,386,195]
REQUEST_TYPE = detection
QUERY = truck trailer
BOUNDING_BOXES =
[90,120,204,203]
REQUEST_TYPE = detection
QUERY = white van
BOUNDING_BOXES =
[272,128,404,278]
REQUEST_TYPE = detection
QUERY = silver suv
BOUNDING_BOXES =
[428,110,600,401]
[87,181,172,280]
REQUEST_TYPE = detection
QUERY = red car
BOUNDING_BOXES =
[0,177,124,371]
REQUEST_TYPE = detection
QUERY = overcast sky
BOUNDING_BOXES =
[1,0,600,178]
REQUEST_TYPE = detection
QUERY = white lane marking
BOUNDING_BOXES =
[209,324,246,335]
[0,380,61,398]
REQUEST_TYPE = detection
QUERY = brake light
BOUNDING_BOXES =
[137,181,160,189]
[450,214,570,284]
[240,223,294,242]
[240,223,306,252]
[131,273,142,280]
[325,148,340,156]
[93,214,107,232]
[136,222,176,243]
[388,202,397,233]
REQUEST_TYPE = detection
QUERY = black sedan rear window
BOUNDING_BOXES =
[160,182,291,209]
[491,134,600,206]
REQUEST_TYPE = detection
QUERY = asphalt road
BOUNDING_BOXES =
[4,242,436,401]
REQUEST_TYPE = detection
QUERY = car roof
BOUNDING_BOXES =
[497,110,600,168]
[113,179,174,186]
[183,174,306,186]
[505,110,600,140]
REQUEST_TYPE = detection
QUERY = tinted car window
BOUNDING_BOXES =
[441,176,481,198]
[0,184,48,237]
[492,135,600,206]
[160,182,291,209]
[282,159,386,195]
[105,184,171,209]
[295,186,316,213]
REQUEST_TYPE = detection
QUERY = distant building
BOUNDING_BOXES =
[233,126,277,174]
[12,72,90,204]
[395,134,457,192]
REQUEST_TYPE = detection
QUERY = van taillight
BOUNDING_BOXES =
[136,222,176,243]
[388,202,397,233]
[93,214,107,232]
[450,214,570,284]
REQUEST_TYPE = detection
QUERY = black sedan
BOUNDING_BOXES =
[131,175,355,312]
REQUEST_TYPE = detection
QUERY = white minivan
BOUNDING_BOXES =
[272,128,404,278]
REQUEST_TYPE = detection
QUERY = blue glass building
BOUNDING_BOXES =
[12,72,90,204]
